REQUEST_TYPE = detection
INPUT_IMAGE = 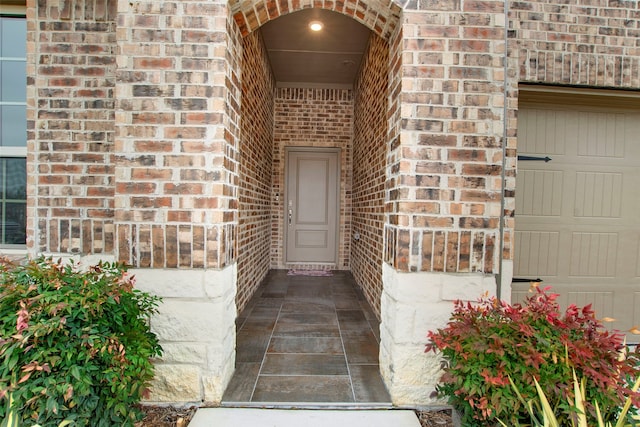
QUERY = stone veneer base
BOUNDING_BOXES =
[132,264,237,404]
[379,263,496,405]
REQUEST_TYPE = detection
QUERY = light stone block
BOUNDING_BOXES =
[130,269,208,298]
[41,253,116,269]
[390,302,455,345]
[382,266,443,304]
[204,263,237,299]
[202,352,235,402]
[389,344,441,386]
[206,338,235,372]
[439,273,496,301]
[379,341,443,406]
[160,343,208,365]
[130,266,238,301]
[386,384,440,407]
[152,299,232,342]
[148,364,201,403]
[76,254,116,269]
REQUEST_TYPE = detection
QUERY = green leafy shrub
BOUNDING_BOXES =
[0,257,162,427]
[426,286,640,426]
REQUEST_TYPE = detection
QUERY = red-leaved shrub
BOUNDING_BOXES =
[426,286,640,426]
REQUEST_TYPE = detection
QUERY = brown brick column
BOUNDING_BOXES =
[114,1,239,269]
[385,1,507,276]
[380,0,509,405]
[112,1,241,403]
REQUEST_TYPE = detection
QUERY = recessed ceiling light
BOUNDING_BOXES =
[309,20,323,32]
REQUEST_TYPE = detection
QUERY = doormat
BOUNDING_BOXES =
[287,269,333,277]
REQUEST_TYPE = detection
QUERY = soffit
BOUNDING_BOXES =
[260,9,371,89]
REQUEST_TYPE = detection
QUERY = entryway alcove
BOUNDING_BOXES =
[231,4,399,403]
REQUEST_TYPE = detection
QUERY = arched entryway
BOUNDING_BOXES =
[229,0,402,404]
[232,0,402,318]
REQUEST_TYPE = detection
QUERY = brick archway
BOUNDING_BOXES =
[228,0,402,40]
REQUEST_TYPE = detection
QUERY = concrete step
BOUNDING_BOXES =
[189,408,422,427]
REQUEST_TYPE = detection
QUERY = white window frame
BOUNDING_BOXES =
[0,6,27,251]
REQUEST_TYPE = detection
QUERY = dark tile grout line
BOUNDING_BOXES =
[248,286,283,402]
[336,296,357,403]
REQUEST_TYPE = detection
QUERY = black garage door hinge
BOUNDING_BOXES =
[517,155,552,162]
[512,277,543,283]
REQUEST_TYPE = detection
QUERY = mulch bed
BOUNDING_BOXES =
[136,405,197,427]
[416,409,455,426]
[137,406,454,427]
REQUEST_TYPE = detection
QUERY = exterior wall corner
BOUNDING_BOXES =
[379,263,497,405]
[133,265,237,404]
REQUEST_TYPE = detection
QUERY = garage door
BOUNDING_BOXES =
[513,87,640,343]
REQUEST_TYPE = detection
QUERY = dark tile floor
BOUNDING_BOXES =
[222,270,391,405]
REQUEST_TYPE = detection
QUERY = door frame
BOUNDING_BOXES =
[283,146,341,265]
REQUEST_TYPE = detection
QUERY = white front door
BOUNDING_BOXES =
[285,148,339,264]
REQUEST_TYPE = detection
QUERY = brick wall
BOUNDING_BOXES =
[512,0,640,88]
[113,1,238,269]
[384,19,403,270]
[26,0,116,256]
[226,3,243,269]
[27,0,640,288]
[385,3,507,274]
[272,88,354,270]
[24,0,513,280]
[352,34,389,318]
[236,30,275,312]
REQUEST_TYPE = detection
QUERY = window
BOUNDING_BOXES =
[0,13,26,246]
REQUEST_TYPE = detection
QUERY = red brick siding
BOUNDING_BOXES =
[272,88,353,270]
[113,1,239,268]
[385,6,506,274]
[512,0,640,88]
[26,0,640,286]
[26,0,116,255]
[237,30,276,312]
[384,23,403,270]
[225,4,243,269]
[352,34,389,318]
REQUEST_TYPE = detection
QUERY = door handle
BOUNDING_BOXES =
[288,209,292,225]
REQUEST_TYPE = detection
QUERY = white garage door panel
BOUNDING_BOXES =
[569,232,618,277]
[520,108,573,155]
[577,112,625,158]
[574,172,623,217]
[516,170,563,216]
[514,90,640,342]
[515,231,560,276]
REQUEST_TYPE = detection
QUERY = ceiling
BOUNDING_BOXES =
[260,9,372,89]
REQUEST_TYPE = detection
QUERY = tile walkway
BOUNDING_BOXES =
[222,270,391,405]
